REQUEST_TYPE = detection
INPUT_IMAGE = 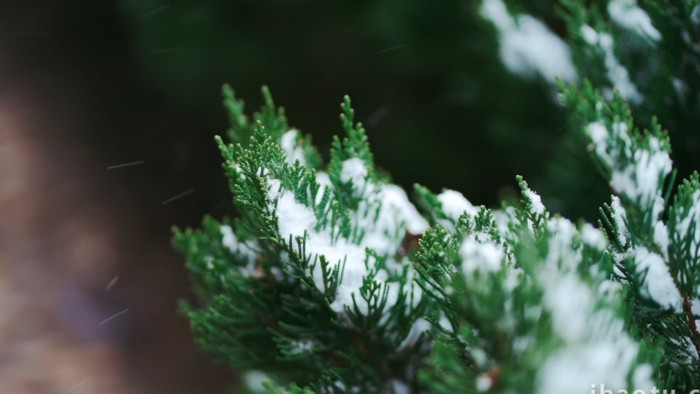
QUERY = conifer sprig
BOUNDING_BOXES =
[175,87,434,393]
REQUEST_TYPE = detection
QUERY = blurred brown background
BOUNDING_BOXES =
[0,1,232,392]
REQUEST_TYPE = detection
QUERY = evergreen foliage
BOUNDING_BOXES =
[175,87,433,393]
[174,1,700,392]
[484,0,700,218]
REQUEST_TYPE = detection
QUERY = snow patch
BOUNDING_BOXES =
[379,184,429,235]
[390,380,411,394]
[475,374,492,391]
[692,4,700,24]
[480,0,576,83]
[267,159,428,323]
[586,122,612,167]
[492,206,518,240]
[632,246,682,312]
[609,136,671,219]
[270,178,370,314]
[522,188,545,216]
[543,274,593,342]
[538,342,650,394]
[437,189,479,221]
[580,25,642,103]
[653,221,669,259]
[340,157,369,188]
[460,237,506,276]
[610,196,629,246]
[397,317,431,351]
[289,339,316,355]
[608,0,661,42]
[315,171,332,205]
[221,225,238,252]
[676,189,700,254]
[280,129,306,166]
[243,371,270,393]
[544,217,579,271]
[272,180,318,238]
[581,223,607,251]
[220,224,258,274]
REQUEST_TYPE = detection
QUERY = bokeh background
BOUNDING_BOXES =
[0,1,584,392]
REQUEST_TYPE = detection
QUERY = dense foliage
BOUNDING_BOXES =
[174,1,700,392]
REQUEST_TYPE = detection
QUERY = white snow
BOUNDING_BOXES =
[581,24,598,45]
[480,0,577,83]
[610,195,629,246]
[676,189,700,254]
[692,4,700,24]
[389,380,411,394]
[438,314,452,332]
[533,213,654,393]
[580,25,642,103]
[632,364,655,391]
[544,218,579,271]
[315,171,332,205]
[672,77,687,98]
[379,184,430,235]
[598,279,623,300]
[653,221,669,259]
[671,335,700,361]
[340,157,369,188]
[470,348,488,367]
[611,121,633,148]
[543,274,593,342]
[581,223,607,251]
[503,267,522,292]
[586,122,612,167]
[269,178,369,314]
[537,341,650,394]
[460,194,654,393]
[243,371,270,393]
[609,136,672,219]
[397,317,431,351]
[608,0,661,42]
[460,236,506,276]
[271,180,318,237]
[221,225,238,252]
[266,158,428,325]
[512,336,532,356]
[492,206,518,240]
[280,129,307,166]
[220,224,257,274]
[475,374,492,391]
[632,246,682,312]
[522,188,545,216]
[437,189,479,221]
[289,339,316,355]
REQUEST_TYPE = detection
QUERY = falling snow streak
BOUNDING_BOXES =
[15,32,50,37]
[377,44,407,54]
[141,4,171,18]
[99,308,129,326]
[107,160,144,170]
[68,376,92,391]
[149,48,183,55]
[105,276,119,291]
[162,189,194,204]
